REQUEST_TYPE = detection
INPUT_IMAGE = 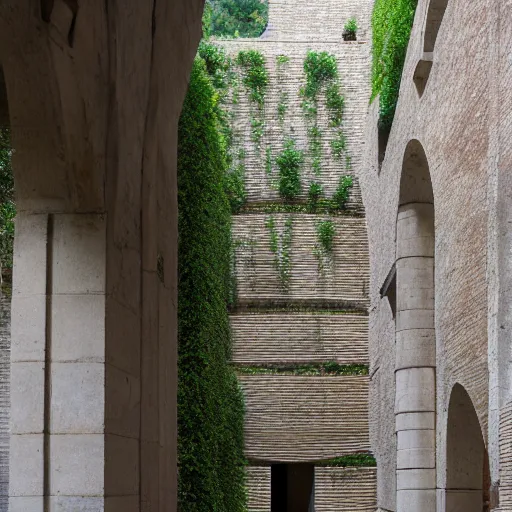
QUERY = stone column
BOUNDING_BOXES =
[9,212,144,511]
[395,203,436,512]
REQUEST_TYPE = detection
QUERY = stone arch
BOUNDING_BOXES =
[0,2,204,510]
[395,140,436,512]
[445,384,490,511]
[414,0,449,96]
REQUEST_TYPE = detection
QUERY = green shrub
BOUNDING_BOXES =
[343,17,358,36]
[372,0,418,129]
[276,139,303,199]
[198,41,231,90]
[178,58,246,512]
[206,0,269,38]
[331,175,353,210]
[316,220,336,253]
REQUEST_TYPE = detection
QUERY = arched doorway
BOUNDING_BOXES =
[445,384,490,512]
[395,140,436,512]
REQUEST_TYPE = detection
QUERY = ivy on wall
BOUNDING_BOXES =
[276,139,303,200]
[301,50,348,176]
[0,129,14,283]
[371,0,418,129]
[266,215,293,288]
[178,57,247,512]
[237,50,269,146]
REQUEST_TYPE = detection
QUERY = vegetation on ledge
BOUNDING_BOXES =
[318,453,377,467]
[235,363,369,376]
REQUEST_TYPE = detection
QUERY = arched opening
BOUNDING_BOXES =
[424,0,449,53]
[414,0,449,97]
[445,384,490,512]
[395,140,436,512]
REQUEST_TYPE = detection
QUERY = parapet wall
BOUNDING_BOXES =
[263,0,371,41]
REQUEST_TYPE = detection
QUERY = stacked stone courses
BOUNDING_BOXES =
[221,0,376,508]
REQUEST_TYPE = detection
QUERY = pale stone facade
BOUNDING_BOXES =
[0,1,204,510]
[359,0,512,510]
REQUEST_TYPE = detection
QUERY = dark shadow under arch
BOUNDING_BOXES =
[414,0,449,97]
[446,384,490,512]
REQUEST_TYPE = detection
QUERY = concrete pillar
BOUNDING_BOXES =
[395,203,436,512]
[9,212,143,511]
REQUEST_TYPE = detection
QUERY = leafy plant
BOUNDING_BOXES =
[302,50,338,101]
[178,57,246,511]
[237,50,269,108]
[265,146,273,176]
[308,181,324,210]
[331,175,353,210]
[276,139,303,200]
[250,116,265,142]
[316,220,336,253]
[266,216,294,287]
[198,41,231,91]
[326,83,345,127]
[225,149,247,213]
[0,129,14,280]
[331,131,347,160]
[237,49,268,145]
[276,54,290,65]
[206,0,269,38]
[343,17,358,40]
[301,51,348,176]
[277,93,288,123]
[372,0,418,129]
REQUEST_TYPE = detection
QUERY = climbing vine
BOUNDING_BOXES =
[332,175,353,210]
[237,50,269,147]
[266,215,293,288]
[276,139,303,200]
[372,0,418,129]
[301,50,350,176]
[316,220,336,253]
[276,54,290,127]
[178,57,247,512]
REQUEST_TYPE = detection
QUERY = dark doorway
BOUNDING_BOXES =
[271,464,314,511]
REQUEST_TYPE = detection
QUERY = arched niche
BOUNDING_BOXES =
[445,384,490,512]
[414,0,449,97]
[395,140,436,512]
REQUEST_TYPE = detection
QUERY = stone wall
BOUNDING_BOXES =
[359,0,512,509]
[222,0,376,509]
